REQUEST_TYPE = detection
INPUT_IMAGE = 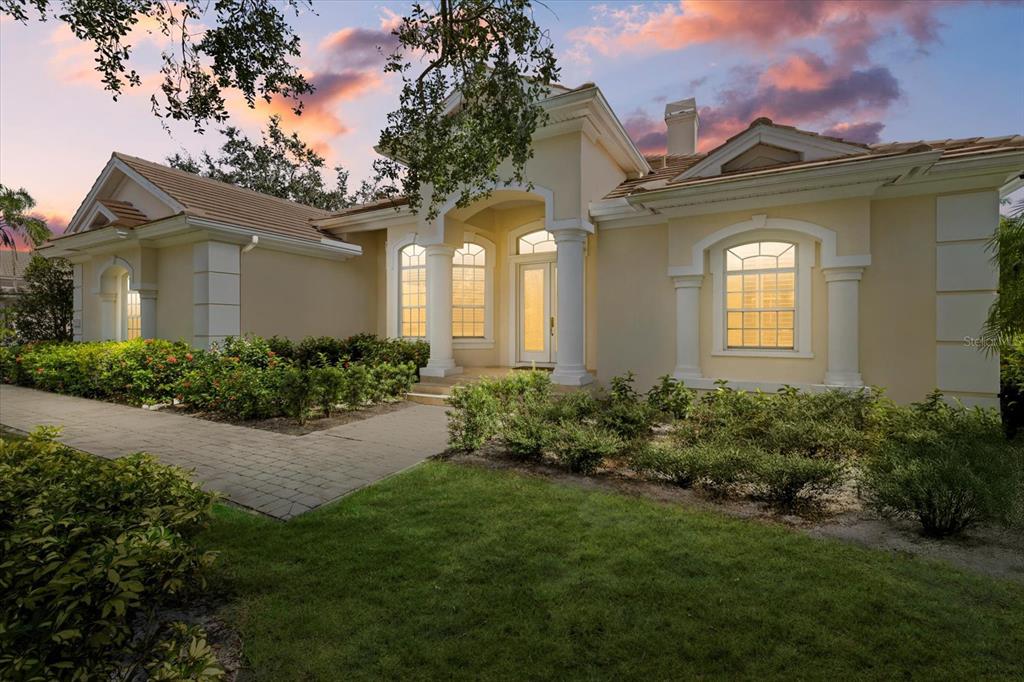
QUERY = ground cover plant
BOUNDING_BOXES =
[0,333,425,425]
[446,373,1024,532]
[0,428,220,680]
[200,461,1024,679]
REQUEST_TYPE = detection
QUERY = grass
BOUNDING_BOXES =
[202,461,1024,680]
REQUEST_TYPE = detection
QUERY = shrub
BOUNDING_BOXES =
[313,365,346,417]
[280,366,317,424]
[863,394,1024,537]
[597,373,657,443]
[368,361,417,402]
[553,422,623,474]
[500,389,553,462]
[632,441,751,496]
[218,334,277,369]
[295,335,348,367]
[646,374,694,421]
[750,453,846,509]
[346,333,430,370]
[266,335,297,361]
[0,427,217,680]
[338,363,371,408]
[447,380,501,451]
[1001,339,1024,439]
[546,389,598,424]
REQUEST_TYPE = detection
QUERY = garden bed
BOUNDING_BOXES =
[177,398,413,436]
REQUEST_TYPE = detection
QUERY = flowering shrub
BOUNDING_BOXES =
[4,334,423,424]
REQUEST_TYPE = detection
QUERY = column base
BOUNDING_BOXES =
[551,366,594,386]
[825,371,863,388]
[672,366,703,383]
[420,364,464,378]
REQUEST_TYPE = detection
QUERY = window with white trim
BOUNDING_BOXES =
[517,229,556,254]
[399,244,426,338]
[452,242,486,338]
[725,241,796,349]
[125,276,141,340]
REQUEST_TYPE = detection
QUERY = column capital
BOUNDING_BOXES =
[423,243,457,258]
[137,288,159,300]
[672,274,703,289]
[823,266,864,283]
[549,227,588,244]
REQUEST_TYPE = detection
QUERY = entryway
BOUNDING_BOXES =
[516,260,557,365]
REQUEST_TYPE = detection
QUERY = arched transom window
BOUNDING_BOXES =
[400,244,426,338]
[725,241,796,349]
[517,229,556,255]
[452,242,486,338]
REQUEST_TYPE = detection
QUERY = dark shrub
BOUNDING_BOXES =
[750,452,846,509]
[646,374,695,420]
[0,428,218,680]
[280,366,316,424]
[597,372,657,442]
[339,363,371,408]
[266,335,297,361]
[546,389,598,423]
[501,404,551,462]
[313,365,346,418]
[367,361,417,402]
[553,422,623,474]
[447,379,501,451]
[863,393,1024,537]
[295,335,348,367]
[1001,340,1024,439]
[341,332,430,370]
[632,441,751,496]
[219,334,277,368]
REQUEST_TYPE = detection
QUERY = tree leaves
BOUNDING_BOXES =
[376,0,560,219]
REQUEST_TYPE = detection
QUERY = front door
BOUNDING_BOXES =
[517,262,556,364]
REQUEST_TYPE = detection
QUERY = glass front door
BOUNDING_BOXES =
[518,262,556,364]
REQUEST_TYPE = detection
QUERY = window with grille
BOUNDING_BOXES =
[452,242,486,338]
[125,277,141,340]
[725,241,796,349]
[517,229,556,254]
[400,244,426,338]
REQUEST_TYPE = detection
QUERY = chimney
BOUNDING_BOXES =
[664,98,698,156]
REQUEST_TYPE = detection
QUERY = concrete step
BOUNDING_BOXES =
[406,392,449,406]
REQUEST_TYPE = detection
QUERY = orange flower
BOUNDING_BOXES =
[36,367,43,374]
[185,353,194,361]
[166,355,177,364]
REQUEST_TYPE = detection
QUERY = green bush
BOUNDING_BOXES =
[0,428,218,680]
[546,389,598,424]
[313,365,346,417]
[218,334,277,369]
[295,335,348,367]
[750,453,846,509]
[646,374,694,420]
[500,389,553,462]
[632,441,750,496]
[1001,339,1024,439]
[280,366,317,424]
[447,379,501,451]
[553,422,624,474]
[595,372,658,442]
[368,361,417,403]
[863,395,1023,537]
[338,363,370,408]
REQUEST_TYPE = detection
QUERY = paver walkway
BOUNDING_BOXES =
[1,385,449,519]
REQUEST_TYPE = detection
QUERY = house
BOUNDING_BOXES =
[41,84,1024,406]
[0,249,33,310]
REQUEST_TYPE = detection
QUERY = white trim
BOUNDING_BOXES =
[91,255,137,295]
[709,231,814,358]
[386,232,421,339]
[668,215,870,277]
[507,249,558,368]
[681,377,865,393]
[66,157,183,234]
[674,123,870,182]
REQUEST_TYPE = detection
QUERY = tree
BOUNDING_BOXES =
[167,116,352,211]
[375,0,559,219]
[1,0,313,131]
[984,201,1024,348]
[0,185,50,250]
[10,255,73,342]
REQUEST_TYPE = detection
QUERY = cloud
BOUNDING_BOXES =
[319,27,399,70]
[823,121,886,144]
[622,109,668,155]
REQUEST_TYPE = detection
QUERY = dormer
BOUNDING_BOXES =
[672,118,868,182]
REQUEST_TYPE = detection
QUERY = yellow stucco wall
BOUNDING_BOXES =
[239,232,380,340]
[156,243,193,342]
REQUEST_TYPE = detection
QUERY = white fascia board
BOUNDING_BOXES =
[65,156,184,234]
[315,206,415,234]
[675,124,868,182]
[186,218,362,260]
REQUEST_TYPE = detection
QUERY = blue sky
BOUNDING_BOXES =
[1,0,1022,231]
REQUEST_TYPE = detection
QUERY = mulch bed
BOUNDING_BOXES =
[166,400,414,436]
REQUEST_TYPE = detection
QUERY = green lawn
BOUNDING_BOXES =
[202,461,1024,680]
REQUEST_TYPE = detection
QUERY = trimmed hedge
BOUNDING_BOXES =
[0,428,220,680]
[1,334,425,424]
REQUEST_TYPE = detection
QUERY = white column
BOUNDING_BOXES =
[72,263,83,341]
[193,241,240,349]
[550,228,592,386]
[672,275,703,381]
[824,267,864,387]
[139,289,158,339]
[420,244,462,378]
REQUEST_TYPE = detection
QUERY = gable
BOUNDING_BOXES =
[673,120,867,182]
[721,143,802,172]
[65,156,182,235]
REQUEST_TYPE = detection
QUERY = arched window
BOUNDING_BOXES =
[399,244,426,338]
[517,229,556,254]
[452,242,486,338]
[124,275,141,340]
[725,241,796,349]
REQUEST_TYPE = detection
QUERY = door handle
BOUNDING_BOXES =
[550,316,555,335]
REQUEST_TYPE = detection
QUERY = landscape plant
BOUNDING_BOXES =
[553,422,624,474]
[0,427,220,680]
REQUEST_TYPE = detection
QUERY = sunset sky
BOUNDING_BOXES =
[1,0,1022,242]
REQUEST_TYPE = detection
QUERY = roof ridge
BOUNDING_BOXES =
[112,152,332,217]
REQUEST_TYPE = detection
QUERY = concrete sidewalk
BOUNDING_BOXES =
[1,384,449,519]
